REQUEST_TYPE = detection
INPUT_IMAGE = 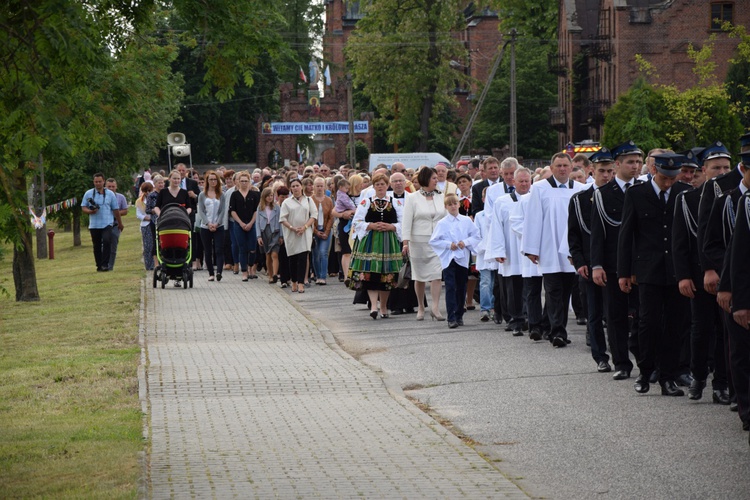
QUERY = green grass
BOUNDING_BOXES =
[0,212,146,498]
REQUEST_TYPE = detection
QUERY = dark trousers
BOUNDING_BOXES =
[524,277,545,330]
[503,275,525,328]
[690,287,727,389]
[444,260,468,323]
[224,220,235,265]
[543,272,576,341]
[636,283,688,382]
[585,278,608,363]
[493,270,510,323]
[604,273,634,372]
[571,278,585,319]
[279,244,290,283]
[192,229,203,265]
[200,227,225,277]
[90,226,113,271]
[288,251,309,284]
[726,311,750,425]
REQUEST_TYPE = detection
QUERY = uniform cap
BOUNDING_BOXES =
[611,141,643,159]
[652,153,687,177]
[589,147,614,163]
[700,141,731,162]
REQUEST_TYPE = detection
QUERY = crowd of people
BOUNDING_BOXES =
[84,132,750,445]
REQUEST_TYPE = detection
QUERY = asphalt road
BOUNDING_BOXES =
[294,279,750,500]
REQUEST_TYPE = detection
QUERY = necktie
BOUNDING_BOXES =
[559,183,567,189]
[624,182,631,191]
[659,190,667,206]
[508,185,515,193]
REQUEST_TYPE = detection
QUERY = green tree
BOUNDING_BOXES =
[490,0,558,41]
[602,77,670,152]
[346,0,468,152]
[473,38,558,159]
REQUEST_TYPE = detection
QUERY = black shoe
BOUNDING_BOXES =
[585,331,591,347]
[730,401,739,412]
[448,321,459,329]
[577,317,587,326]
[743,420,750,432]
[480,311,490,322]
[660,380,685,397]
[512,328,523,337]
[597,361,612,373]
[649,370,659,384]
[504,324,512,332]
[391,309,404,316]
[404,308,416,314]
[216,273,222,282]
[457,319,464,326]
[370,311,378,320]
[521,321,529,331]
[541,330,551,341]
[634,375,650,394]
[529,327,542,341]
[688,379,706,400]
[552,336,567,348]
[612,370,630,380]
[675,373,693,387]
[712,389,731,405]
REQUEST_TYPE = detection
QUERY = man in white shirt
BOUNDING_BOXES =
[488,167,532,335]
[435,163,458,195]
[485,157,519,215]
[523,152,587,347]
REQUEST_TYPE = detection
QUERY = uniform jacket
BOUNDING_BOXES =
[671,187,701,283]
[703,186,745,276]
[697,168,742,271]
[730,193,750,311]
[617,180,690,285]
[568,186,595,271]
[590,178,633,274]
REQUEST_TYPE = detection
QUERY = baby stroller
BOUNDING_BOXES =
[153,204,194,289]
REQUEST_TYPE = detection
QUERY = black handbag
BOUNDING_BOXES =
[396,258,411,289]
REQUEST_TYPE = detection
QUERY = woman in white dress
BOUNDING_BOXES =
[280,178,316,293]
[402,167,447,320]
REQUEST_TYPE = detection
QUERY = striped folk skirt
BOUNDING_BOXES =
[347,230,403,291]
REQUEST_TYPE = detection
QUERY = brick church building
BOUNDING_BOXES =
[553,0,749,147]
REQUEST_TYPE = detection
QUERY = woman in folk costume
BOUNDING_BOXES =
[347,174,403,319]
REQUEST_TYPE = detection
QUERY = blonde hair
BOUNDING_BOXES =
[348,174,364,196]
[444,193,459,207]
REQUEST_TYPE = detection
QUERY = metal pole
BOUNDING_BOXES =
[347,74,356,167]
[167,146,172,171]
[451,41,509,165]
[509,28,517,158]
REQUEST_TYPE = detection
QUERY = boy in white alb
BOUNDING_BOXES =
[430,194,481,328]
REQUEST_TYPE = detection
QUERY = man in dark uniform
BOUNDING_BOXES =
[568,148,615,372]
[698,141,742,411]
[672,149,730,403]
[711,152,750,430]
[728,165,750,441]
[591,141,643,380]
[618,153,692,396]
[698,141,743,295]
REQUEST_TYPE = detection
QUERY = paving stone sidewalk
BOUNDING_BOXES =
[141,274,527,499]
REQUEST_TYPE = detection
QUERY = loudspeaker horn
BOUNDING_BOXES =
[172,144,191,157]
[167,133,186,146]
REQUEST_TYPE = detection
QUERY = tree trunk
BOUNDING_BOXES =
[13,228,40,302]
[36,225,48,259]
[73,208,82,246]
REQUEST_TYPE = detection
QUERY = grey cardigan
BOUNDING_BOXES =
[256,204,281,235]
[197,191,228,229]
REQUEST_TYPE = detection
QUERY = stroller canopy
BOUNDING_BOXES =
[157,204,192,232]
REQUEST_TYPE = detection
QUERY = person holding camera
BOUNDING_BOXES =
[81,172,124,272]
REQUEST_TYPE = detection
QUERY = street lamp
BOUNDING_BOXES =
[167,133,192,171]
